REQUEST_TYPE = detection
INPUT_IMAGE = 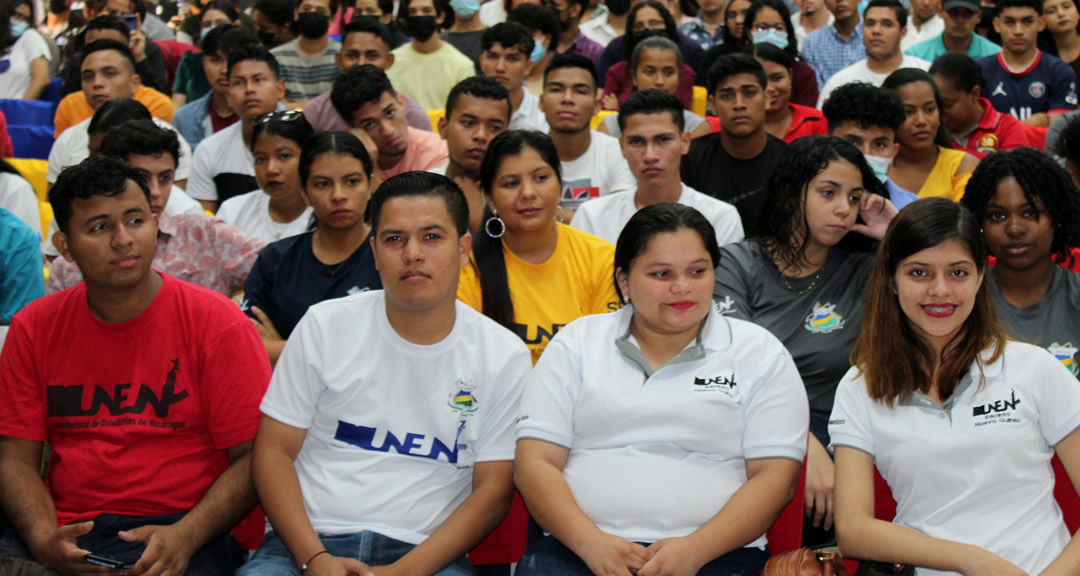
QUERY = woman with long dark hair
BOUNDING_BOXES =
[883,68,979,200]
[242,131,382,365]
[602,0,697,110]
[713,135,896,545]
[516,203,808,576]
[457,129,619,364]
[748,42,827,141]
[831,197,1080,573]
[1040,0,1080,81]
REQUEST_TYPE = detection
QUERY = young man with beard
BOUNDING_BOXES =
[794,0,835,49]
[432,77,511,234]
[271,0,341,107]
[818,0,930,107]
[387,0,476,110]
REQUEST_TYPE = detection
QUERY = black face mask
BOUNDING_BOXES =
[979,5,996,27]
[634,28,667,42]
[49,0,68,15]
[297,11,330,38]
[256,30,280,47]
[405,15,437,41]
[607,0,631,16]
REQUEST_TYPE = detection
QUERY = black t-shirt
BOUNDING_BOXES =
[242,231,382,339]
[680,132,786,237]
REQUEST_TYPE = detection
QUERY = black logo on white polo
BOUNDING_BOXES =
[972,389,1022,427]
[694,373,737,396]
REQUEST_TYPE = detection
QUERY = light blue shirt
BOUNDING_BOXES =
[0,207,43,324]
[905,33,1002,62]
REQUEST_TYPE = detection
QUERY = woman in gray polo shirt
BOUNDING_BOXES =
[713,135,896,541]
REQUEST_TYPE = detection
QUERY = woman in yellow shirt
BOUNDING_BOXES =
[883,68,979,201]
[458,130,620,366]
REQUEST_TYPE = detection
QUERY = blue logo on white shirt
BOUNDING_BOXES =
[334,421,462,463]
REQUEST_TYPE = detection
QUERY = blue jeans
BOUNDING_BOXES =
[237,530,476,576]
[516,535,768,576]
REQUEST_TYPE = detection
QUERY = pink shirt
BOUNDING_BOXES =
[377,127,449,182]
[48,212,266,296]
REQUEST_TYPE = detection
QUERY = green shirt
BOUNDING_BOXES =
[905,33,1002,61]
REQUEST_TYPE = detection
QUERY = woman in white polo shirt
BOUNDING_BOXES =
[515,203,810,576]
[831,198,1080,574]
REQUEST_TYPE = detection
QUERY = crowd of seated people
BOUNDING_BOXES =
[3,0,1080,573]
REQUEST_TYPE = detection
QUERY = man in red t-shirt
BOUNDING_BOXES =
[0,155,271,575]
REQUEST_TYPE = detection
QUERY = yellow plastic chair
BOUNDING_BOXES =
[427,109,446,131]
[591,110,617,130]
[6,158,51,234]
[692,86,707,117]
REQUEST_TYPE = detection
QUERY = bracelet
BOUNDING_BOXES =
[301,550,328,572]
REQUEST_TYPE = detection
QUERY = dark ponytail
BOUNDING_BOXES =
[475,130,563,332]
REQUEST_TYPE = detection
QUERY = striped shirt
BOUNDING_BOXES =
[271,38,342,102]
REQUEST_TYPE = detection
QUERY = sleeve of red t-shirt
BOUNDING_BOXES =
[0,309,48,442]
[198,314,271,451]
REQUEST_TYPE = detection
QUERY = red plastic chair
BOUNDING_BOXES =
[1022,123,1049,151]
[767,455,807,554]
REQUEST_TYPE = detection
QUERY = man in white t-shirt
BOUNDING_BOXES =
[187,45,286,212]
[480,23,550,132]
[573,90,744,246]
[818,0,932,107]
[541,53,636,220]
[240,171,530,575]
[901,0,944,50]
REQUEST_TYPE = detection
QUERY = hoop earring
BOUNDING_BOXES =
[485,213,505,238]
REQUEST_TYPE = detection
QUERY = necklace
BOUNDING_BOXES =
[324,260,347,276]
[779,262,825,296]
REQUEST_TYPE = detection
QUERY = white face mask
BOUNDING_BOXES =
[864,153,892,183]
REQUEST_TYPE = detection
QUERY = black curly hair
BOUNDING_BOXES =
[822,82,907,133]
[50,155,152,234]
[960,147,1080,267]
[753,135,888,269]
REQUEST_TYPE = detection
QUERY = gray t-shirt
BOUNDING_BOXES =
[990,266,1080,379]
[713,241,872,421]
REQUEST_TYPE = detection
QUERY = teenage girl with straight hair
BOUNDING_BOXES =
[831,197,1080,574]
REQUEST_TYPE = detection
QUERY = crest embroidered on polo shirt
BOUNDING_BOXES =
[1048,342,1079,375]
[976,134,1000,155]
[804,302,845,333]
[448,379,479,415]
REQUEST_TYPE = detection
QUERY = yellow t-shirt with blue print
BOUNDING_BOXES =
[457,225,620,365]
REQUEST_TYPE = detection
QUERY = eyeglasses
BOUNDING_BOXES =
[254,109,306,125]
[632,19,666,31]
[753,23,785,32]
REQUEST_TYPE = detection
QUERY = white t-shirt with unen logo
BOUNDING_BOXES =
[260,290,531,543]
[829,341,1080,575]
[517,304,809,546]
[559,130,636,211]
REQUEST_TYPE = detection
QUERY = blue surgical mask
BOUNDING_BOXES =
[864,153,892,183]
[449,0,480,19]
[10,19,28,37]
[200,25,213,39]
[530,39,547,64]
[751,28,788,50]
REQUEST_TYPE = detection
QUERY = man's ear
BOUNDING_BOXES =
[275,78,286,100]
[458,231,473,267]
[385,52,396,69]
[438,115,448,139]
[53,230,75,263]
[131,73,142,89]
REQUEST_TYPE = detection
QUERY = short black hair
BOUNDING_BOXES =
[630,36,683,77]
[331,64,396,123]
[962,147,1080,265]
[82,39,138,74]
[341,18,392,49]
[446,76,512,122]
[544,52,598,89]
[100,119,182,168]
[707,52,766,95]
[614,203,721,302]
[87,97,151,135]
[928,52,985,93]
[823,82,906,133]
[85,14,130,39]
[202,23,258,57]
[50,155,152,234]
[481,22,534,56]
[563,0,589,23]
[227,43,280,79]
[746,41,793,69]
[253,0,298,26]
[398,0,446,17]
[508,4,560,42]
[864,0,908,26]
[618,88,685,132]
[201,0,240,22]
[998,0,1042,14]
[367,171,469,237]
